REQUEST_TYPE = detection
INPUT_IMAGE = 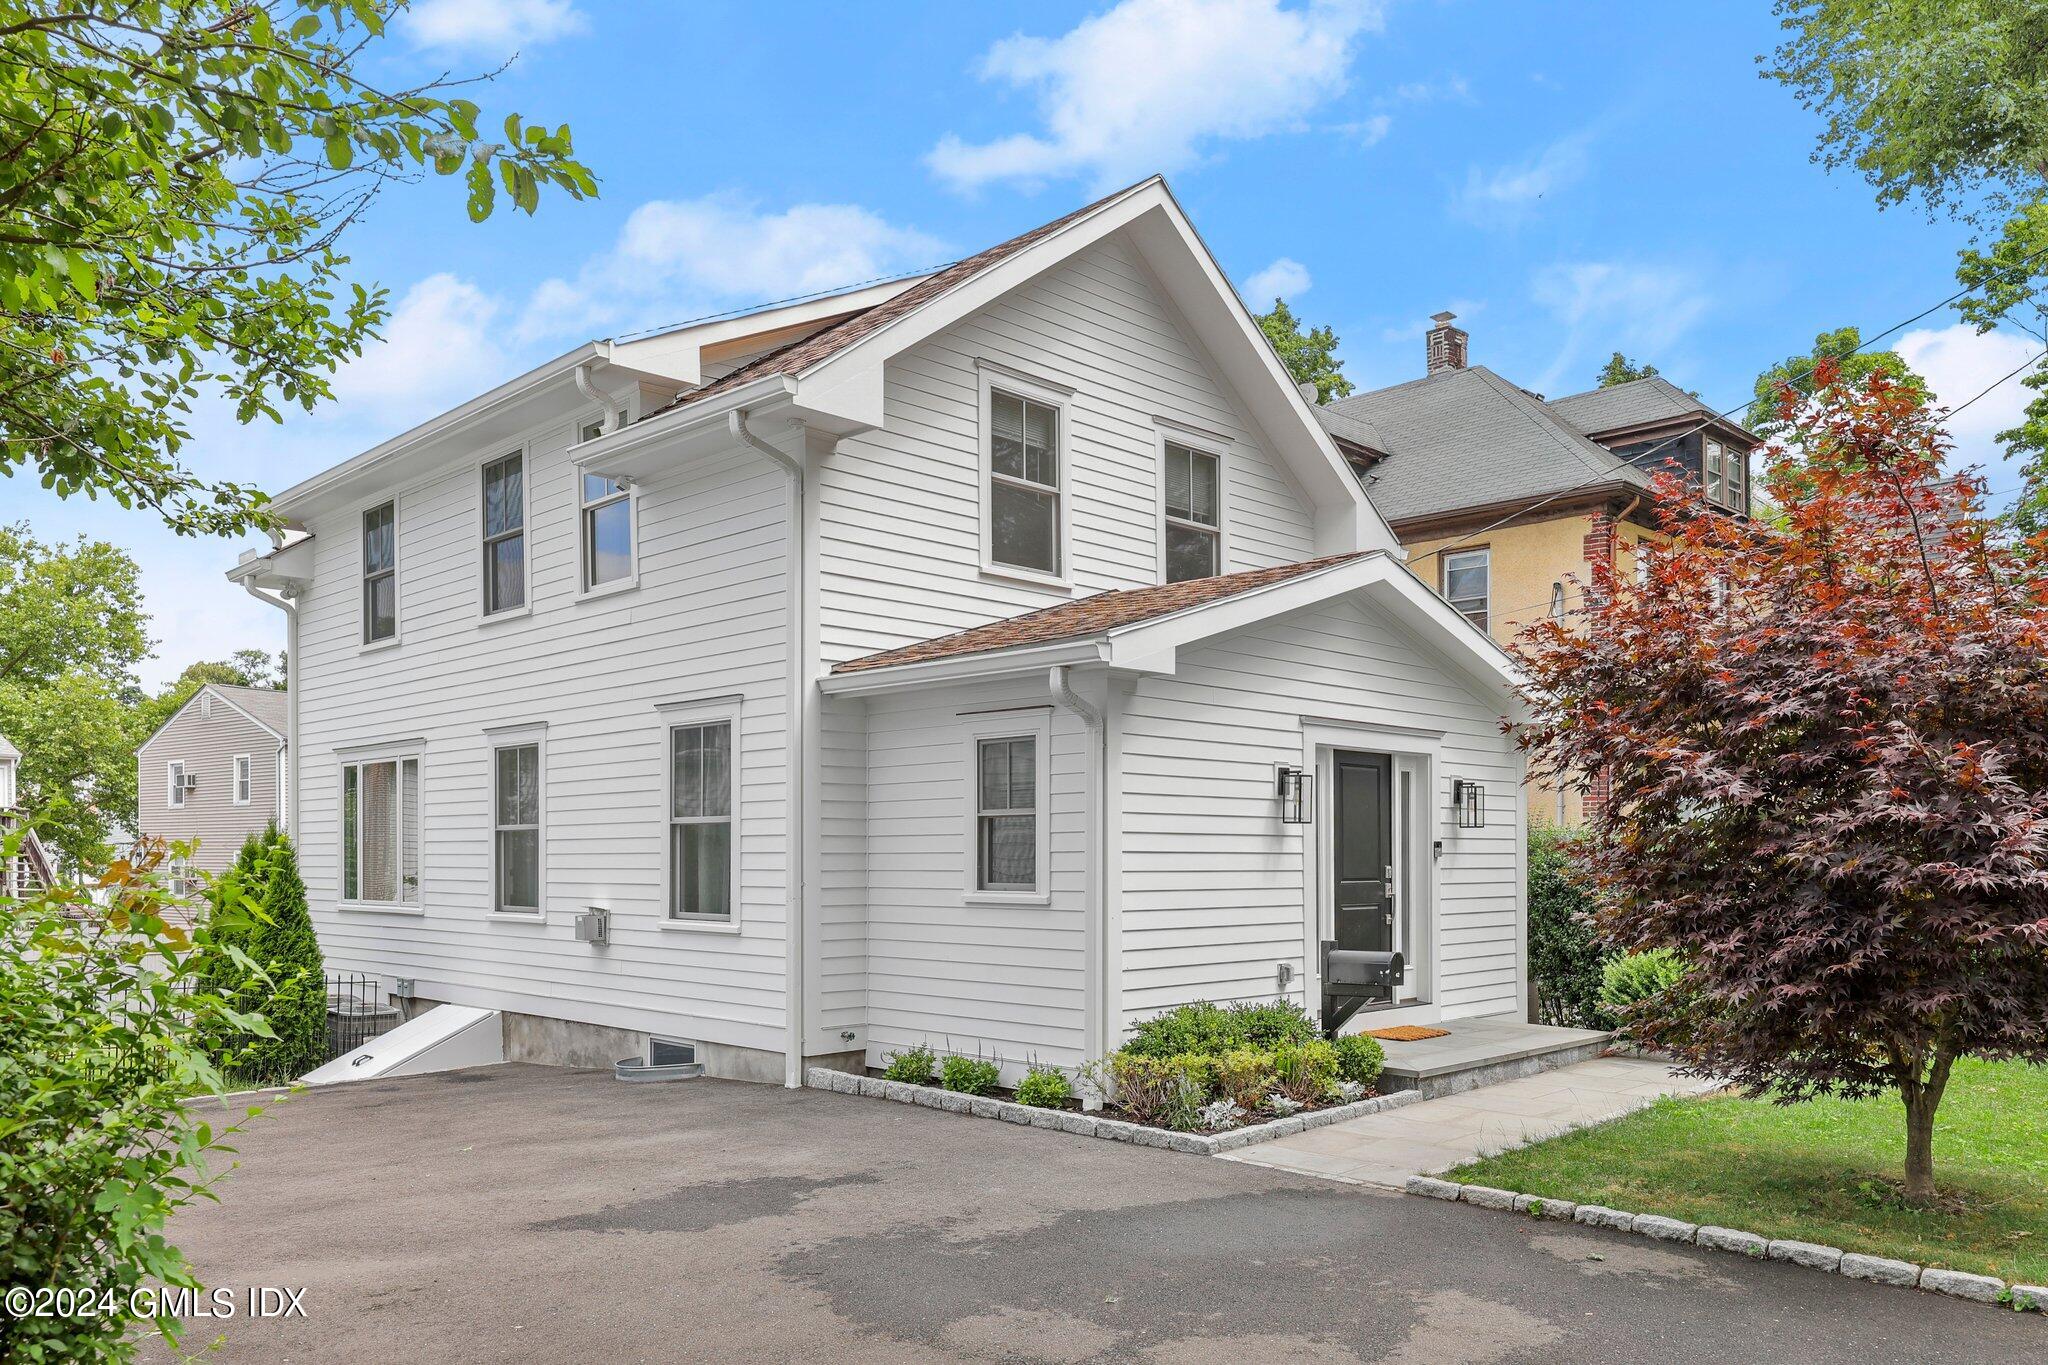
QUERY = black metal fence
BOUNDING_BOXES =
[324,971,398,1063]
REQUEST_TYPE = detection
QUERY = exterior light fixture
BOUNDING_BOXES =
[1452,779,1486,829]
[1276,764,1312,824]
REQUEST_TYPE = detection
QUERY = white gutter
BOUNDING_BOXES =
[239,579,299,841]
[1050,666,1111,1091]
[729,408,808,1089]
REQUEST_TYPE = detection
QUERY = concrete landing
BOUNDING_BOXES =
[1223,1055,1716,1188]
[1373,1016,1613,1099]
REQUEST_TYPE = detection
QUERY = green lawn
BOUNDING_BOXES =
[1448,1059,2048,1284]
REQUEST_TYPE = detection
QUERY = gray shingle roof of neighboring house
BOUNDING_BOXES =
[207,683,288,737]
[1546,375,1724,437]
[1321,366,1652,524]
[1309,403,1384,455]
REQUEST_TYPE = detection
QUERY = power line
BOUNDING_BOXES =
[1395,240,2048,573]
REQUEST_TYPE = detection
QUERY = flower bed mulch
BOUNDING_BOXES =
[806,1067,1423,1155]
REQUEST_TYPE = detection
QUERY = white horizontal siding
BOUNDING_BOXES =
[812,693,868,1048]
[817,234,1318,666]
[860,678,1088,1077]
[294,419,794,1055]
[1117,592,1524,1032]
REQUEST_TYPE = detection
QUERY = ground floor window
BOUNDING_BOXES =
[667,717,734,921]
[975,734,1040,893]
[341,755,420,905]
[492,741,542,913]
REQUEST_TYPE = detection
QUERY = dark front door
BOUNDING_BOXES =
[1333,751,1395,955]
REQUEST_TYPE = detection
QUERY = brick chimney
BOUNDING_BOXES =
[1425,311,1468,374]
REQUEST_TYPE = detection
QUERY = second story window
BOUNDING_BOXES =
[988,387,1062,578]
[1443,547,1490,633]
[363,500,396,643]
[167,760,187,809]
[482,451,527,615]
[233,755,251,806]
[1162,441,1222,582]
[1704,440,1747,513]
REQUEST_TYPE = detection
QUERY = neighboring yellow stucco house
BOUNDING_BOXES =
[1315,314,1759,824]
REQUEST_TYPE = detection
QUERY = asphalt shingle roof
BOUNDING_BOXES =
[1321,366,1650,524]
[207,683,288,736]
[1546,375,1723,437]
[1310,404,1384,455]
[833,552,1372,674]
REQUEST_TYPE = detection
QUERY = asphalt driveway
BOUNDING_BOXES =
[146,1064,2041,1363]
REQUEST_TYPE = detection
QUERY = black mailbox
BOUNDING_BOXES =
[1320,940,1406,1037]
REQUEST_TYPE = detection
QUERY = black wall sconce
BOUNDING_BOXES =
[1451,779,1486,829]
[1276,764,1312,824]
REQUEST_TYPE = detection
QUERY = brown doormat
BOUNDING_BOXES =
[1366,1025,1451,1042]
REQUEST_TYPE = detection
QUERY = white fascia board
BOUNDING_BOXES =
[790,178,1166,432]
[225,535,315,589]
[572,374,799,483]
[609,275,931,388]
[817,638,1118,697]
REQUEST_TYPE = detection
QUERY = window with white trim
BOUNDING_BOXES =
[975,736,1039,892]
[668,718,734,920]
[167,760,186,809]
[481,452,526,615]
[988,387,1062,577]
[1162,441,1222,582]
[232,754,251,806]
[363,500,396,642]
[576,435,634,595]
[1443,547,1491,632]
[341,755,420,905]
[492,741,541,913]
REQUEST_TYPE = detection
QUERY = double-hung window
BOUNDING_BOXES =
[1162,441,1222,582]
[232,755,252,806]
[492,740,542,913]
[987,387,1063,578]
[1443,547,1491,632]
[668,717,735,921]
[975,735,1039,893]
[363,501,396,643]
[341,754,420,906]
[167,760,186,809]
[481,452,526,615]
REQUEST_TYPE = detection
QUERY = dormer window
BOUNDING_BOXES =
[1704,439,1747,513]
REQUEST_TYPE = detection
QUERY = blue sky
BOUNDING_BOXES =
[16,0,2040,688]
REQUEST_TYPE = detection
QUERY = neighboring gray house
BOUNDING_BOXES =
[135,683,290,888]
[228,178,1530,1088]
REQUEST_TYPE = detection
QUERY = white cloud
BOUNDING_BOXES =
[330,273,510,426]
[928,0,1384,192]
[1334,113,1393,147]
[1391,75,1470,104]
[404,0,585,53]
[518,194,945,343]
[1456,133,1590,219]
[1245,257,1312,302]
[1895,323,2040,479]
[1532,261,1709,352]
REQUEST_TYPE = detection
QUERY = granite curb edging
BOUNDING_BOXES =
[805,1066,1422,1155]
[1404,1175,2046,1316]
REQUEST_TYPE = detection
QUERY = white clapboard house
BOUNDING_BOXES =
[230,178,1530,1086]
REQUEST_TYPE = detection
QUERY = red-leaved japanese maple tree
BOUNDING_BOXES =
[1513,365,2048,1203]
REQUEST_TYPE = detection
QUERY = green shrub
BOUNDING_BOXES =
[1121,998,1317,1060]
[201,831,325,1085]
[1601,949,1688,1011]
[882,1044,935,1083]
[1332,1033,1386,1089]
[2,836,272,1362]
[1272,1038,1340,1103]
[1110,1053,1206,1130]
[939,1054,1001,1096]
[1014,1065,1072,1109]
[1528,823,1615,1029]
[1213,1047,1278,1111]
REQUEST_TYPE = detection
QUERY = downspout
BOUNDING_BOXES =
[240,579,299,837]
[731,408,808,1088]
[573,361,623,433]
[1051,665,1109,1091]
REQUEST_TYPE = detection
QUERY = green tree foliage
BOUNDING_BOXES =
[0,523,149,864]
[1257,298,1354,402]
[1527,823,1613,1030]
[0,0,596,537]
[1763,2,2048,519]
[1,835,275,1361]
[200,829,324,1084]
[1597,352,1660,388]
[1748,326,1931,443]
